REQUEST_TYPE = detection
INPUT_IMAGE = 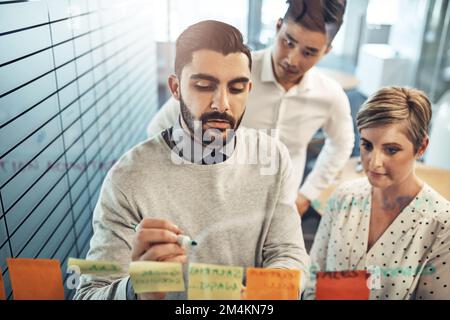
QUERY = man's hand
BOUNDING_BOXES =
[295,193,311,217]
[131,218,187,300]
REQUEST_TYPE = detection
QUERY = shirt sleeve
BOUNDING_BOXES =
[299,89,354,201]
[415,225,450,300]
[73,174,141,300]
[262,141,310,295]
[147,97,180,138]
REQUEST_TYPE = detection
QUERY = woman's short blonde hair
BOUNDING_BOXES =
[356,86,432,153]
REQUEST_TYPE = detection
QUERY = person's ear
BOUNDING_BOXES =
[416,136,429,160]
[248,80,253,93]
[325,44,333,55]
[168,74,181,101]
[276,18,283,33]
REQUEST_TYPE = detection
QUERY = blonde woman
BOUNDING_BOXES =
[306,87,450,300]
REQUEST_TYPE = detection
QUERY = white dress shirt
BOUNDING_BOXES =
[147,48,355,201]
[305,178,450,300]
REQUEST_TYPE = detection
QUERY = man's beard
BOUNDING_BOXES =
[179,95,245,146]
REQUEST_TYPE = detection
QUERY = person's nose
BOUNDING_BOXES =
[286,50,300,68]
[369,149,384,170]
[211,86,230,113]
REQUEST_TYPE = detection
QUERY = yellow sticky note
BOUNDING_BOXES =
[246,268,301,300]
[129,261,185,293]
[68,258,124,275]
[188,263,244,300]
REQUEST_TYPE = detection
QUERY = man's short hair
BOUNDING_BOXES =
[283,0,347,44]
[174,20,252,77]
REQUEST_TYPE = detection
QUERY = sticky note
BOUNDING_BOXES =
[68,258,124,275]
[188,263,244,300]
[7,258,64,300]
[246,268,300,300]
[0,268,5,300]
[315,270,369,300]
[129,261,185,294]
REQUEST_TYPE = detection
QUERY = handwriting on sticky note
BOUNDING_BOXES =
[68,258,123,275]
[7,258,64,300]
[0,268,5,300]
[129,261,184,293]
[315,270,369,300]
[188,263,244,300]
[246,268,300,300]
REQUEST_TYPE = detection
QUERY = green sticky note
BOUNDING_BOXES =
[129,261,185,294]
[188,263,244,300]
[68,258,124,275]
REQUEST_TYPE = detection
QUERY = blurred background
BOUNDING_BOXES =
[0,0,448,299]
[154,0,449,105]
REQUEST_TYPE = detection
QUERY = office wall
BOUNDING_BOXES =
[388,0,429,87]
[0,0,157,299]
[331,0,369,59]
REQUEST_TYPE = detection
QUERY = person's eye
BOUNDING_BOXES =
[385,147,399,155]
[360,142,372,151]
[303,50,314,57]
[283,38,295,48]
[229,85,245,94]
[194,82,215,91]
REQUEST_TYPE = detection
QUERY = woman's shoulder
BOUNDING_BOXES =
[325,178,371,212]
[416,183,450,226]
[331,177,371,200]
[421,185,450,252]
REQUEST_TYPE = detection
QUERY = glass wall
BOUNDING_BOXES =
[153,0,248,42]
[416,0,450,103]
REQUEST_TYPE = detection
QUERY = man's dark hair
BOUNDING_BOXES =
[174,20,252,77]
[283,0,347,44]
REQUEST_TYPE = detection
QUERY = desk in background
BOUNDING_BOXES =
[316,67,359,91]
[312,157,450,215]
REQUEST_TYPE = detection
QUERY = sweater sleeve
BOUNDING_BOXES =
[73,174,141,300]
[261,142,310,294]
[303,187,341,300]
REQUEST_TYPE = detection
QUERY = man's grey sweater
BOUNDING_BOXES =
[73,127,310,299]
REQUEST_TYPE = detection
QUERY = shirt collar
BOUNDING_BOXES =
[169,116,236,164]
[260,47,313,93]
[261,47,278,83]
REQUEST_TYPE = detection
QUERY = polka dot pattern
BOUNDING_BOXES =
[306,178,450,300]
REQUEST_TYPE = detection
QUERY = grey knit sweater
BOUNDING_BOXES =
[73,127,310,300]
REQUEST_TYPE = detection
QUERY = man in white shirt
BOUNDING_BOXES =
[147,0,354,216]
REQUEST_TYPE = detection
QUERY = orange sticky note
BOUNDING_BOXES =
[316,270,369,300]
[246,268,300,300]
[0,268,6,300]
[7,258,64,300]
